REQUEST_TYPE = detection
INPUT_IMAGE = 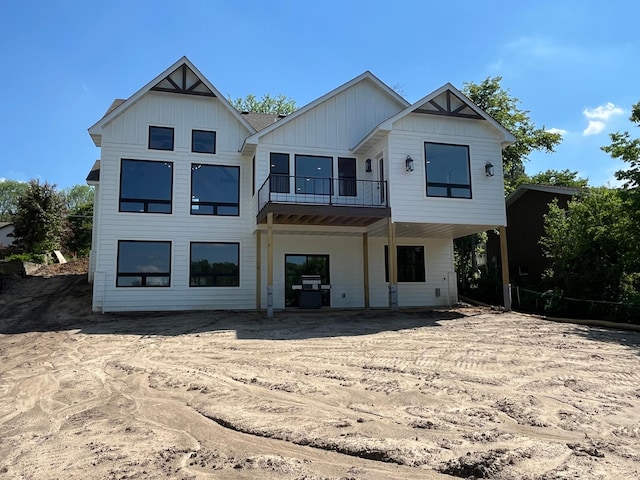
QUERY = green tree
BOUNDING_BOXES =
[601,101,640,190]
[541,187,637,302]
[12,180,68,254]
[228,93,296,115]
[65,202,93,257]
[0,179,28,222]
[462,77,563,193]
[62,184,94,211]
[514,169,589,190]
[454,232,487,292]
[59,184,94,256]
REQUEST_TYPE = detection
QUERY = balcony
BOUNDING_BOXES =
[257,175,390,227]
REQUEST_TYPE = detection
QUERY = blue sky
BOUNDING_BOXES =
[0,0,638,189]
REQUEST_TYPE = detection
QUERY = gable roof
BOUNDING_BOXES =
[241,71,409,153]
[88,56,255,146]
[506,184,580,208]
[353,83,517,154]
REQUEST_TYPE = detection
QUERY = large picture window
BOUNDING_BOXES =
[191,164,240,216]
[295,154,333,195]
[119,159,173,213]
[270,152,290,193]
[117,241,171,287]
[190,242,239,287]
[425,142,471,198]
[149,126,174,151]
[384,245,426,282]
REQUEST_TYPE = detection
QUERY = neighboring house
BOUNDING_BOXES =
[86,56,515,313]
[0,222,14,247]
[486,184,579,285]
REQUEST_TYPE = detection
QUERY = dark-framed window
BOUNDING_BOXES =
[338,157,357,196]
[149,126,174,151]
[270,152,290,193]
[425,142,471,198]
[190,242,239,287]
[117,240,171,287]
[285,254,330,307]
[192,130,216,154]
[384,245,426,282]
[119,159,173,213]
[191,164,240,216]
[295,154,333,195]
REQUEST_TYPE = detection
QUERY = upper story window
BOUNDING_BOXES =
[424,142,471,198]
[192,130,216,154]
[117,240,171,287]
[270,152,290,193]
[190,242,239,287]
[295,154,332,195]
[119,159,173,213]
[191,164,240,216]
[149,126,174,151]
[384,245,426,282]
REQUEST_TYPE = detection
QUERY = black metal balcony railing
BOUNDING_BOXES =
[257,175,388,213]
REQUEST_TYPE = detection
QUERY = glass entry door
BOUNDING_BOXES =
[285,254,330,307]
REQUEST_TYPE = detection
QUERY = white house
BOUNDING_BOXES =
[0,222,14,247]
[86,57,514,314]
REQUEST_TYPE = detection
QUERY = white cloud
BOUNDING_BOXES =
[583,102,624,120]
[583,120,606,136]
[546,127,567,135]
[582,102,625,136]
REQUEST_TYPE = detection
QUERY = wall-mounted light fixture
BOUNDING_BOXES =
[485,161,495,177]
[405,155,414,172]
[365,158,372,172]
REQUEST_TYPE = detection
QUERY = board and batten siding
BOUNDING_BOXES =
[387,114,507,226]
[92,91,255,312]
[367,236,457,308]
[259,79,403,153]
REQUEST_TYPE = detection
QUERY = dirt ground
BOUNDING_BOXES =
[1,262,639,479]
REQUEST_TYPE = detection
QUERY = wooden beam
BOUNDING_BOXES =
[267,215,274,284]
[387,217,398,310]
[267,212,274,318]
[499,225,511,311]
[363,233,369,309]
[256,231,261,310]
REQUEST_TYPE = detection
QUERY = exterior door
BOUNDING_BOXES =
[285,254,330,307]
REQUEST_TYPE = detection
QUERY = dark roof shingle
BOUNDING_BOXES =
[240,112,286,131]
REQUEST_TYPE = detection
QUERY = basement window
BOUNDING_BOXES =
[117,240,171,287]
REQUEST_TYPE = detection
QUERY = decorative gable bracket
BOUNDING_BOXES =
[151,64,215,97]
[413,90,482,119]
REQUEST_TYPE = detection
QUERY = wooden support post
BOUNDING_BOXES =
[499,225,511,311]
[267,213,274,319]
[363,233,370,309]
[387,217,398,310]
[256,231,261,311]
